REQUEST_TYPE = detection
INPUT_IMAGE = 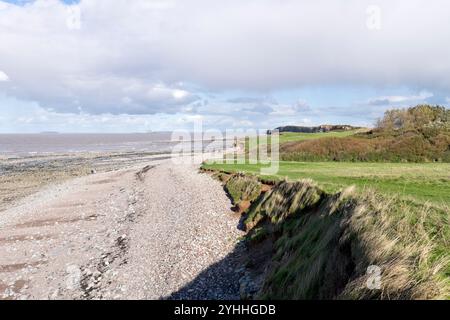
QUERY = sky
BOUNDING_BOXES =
[0,0,449,133]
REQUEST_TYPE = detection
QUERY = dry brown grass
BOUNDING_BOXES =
[341,191,449,299]
[241,179,449,300]
[281,132,450,162]
[224,173,262,205]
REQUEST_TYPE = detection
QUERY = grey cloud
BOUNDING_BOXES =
[366,91,434,107]
[226,97,263,104]
[367,99,390,106]
[1,0,450,116]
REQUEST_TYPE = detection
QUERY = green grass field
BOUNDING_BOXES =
[220,131,450,207]
[215,111,450,298]
[246,130,358,149]
[225,163,450,299]
[202,161,450,207]
[275,130,359,143]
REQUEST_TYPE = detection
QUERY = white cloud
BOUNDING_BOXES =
[0,0,449,122]
[0,96,191,133]
[0,71,9,82]
[367,90,434,106]
[172,89,189,100]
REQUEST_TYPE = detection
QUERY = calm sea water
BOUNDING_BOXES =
[0,133,237,157]
[0,133,177,157]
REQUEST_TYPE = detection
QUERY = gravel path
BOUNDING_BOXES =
[0,158,244,300]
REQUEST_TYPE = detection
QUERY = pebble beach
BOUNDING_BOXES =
[0,152,244,300]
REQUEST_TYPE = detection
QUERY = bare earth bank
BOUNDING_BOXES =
[0,157,244,300]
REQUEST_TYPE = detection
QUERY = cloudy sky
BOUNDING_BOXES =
[0,0,449,133]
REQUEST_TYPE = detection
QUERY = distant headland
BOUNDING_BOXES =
[267,124,360,134]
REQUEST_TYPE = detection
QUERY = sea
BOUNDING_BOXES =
[0,133,237,158]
